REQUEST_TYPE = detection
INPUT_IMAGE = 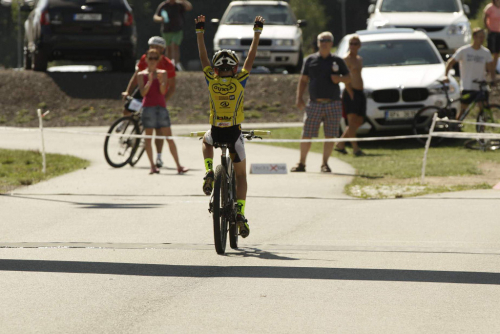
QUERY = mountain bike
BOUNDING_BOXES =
[104,97,146,168]
[191,129,270,255]
[412,80,500,148]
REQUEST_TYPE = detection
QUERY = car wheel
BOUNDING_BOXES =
[33,50,48,71]
[24,49,32,70]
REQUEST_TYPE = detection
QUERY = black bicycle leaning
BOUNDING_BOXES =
[192,129,270,255]
[104,96,146,168]
[412,80,500,148]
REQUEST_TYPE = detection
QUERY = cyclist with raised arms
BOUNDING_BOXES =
[195,14,265,238]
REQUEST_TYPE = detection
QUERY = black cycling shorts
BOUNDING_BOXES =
[203,125,246,163]
[488,32,500,54]
[342,89,367,118]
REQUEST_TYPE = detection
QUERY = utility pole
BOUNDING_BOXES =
[17,0,22,68]
[339,0,346,37]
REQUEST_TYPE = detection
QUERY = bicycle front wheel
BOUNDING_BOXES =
[229,172,238,250]
[129,127,146,167]
[476,104,500,150]
[213,165,228,255]
[412,106,448,146]
[104,116,141,168]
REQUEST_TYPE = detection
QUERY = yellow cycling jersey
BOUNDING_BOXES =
[203,66,249,127]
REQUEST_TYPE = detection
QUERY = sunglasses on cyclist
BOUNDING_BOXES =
[350,42,360,46]
[319,39,333,43]
[148,57,159,61]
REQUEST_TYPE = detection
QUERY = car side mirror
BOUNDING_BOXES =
[297,19,307,28]
[463,4,470,15]
[211,18,220,26]
[368,4,375,14]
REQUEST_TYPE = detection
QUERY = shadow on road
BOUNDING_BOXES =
[226,247,299,261]
[1,195,163,209]
[1,259,499,285]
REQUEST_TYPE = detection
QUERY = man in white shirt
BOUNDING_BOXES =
[445,28,496,120]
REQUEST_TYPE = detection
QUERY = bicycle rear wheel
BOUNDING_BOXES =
[412,106,450,145]
[229,172,238,250]
[104,116,140,168]
[476,104,500,150]
[213,165,228,255]
[129,127,146,166]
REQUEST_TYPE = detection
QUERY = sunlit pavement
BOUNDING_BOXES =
[0,124,499,333]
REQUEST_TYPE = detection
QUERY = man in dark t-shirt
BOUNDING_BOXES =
[153,0,193,70]
[291,31,351,173]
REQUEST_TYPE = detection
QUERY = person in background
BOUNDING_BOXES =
[484,0,500,69]
[292,32,351,173]
[137,48,188,175]
[444,28,496,120]
[122,36,176,169]
[154,0,193,71]
[335,35,366,157]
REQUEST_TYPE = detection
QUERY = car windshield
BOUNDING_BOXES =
[359,40,441,67]
[221,5,295,25]
[380,0,459,13]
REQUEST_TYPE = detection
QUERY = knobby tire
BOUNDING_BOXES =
[213,165,228,255]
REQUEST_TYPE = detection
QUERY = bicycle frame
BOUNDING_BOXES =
[213,144,237,220]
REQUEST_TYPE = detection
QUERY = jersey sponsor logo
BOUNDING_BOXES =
[216,116,233,120]
[220,101,230,108]
[219,96,230,100]
[229,95,235,100]
[212,83,237,95]
[216,122,231,127]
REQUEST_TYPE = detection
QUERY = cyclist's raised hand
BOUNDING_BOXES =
[253,16,265,33]
[195,15,205,31]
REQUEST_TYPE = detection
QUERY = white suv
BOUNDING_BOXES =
[211,1,306,73]
[367,0,471,59]
[336,29,461,134]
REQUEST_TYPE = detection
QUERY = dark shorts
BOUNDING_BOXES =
[342,89,367,118]
[141,106,171,129]
[461,90,488,105]
[488,32,500,54]
[302,100,342,138]
[203,125,246,163]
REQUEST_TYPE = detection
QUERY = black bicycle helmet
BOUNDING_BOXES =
[212,49,239,76]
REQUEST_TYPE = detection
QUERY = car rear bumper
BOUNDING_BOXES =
[39,34,136,60]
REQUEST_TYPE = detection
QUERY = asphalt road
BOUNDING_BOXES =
[1,124,499,333]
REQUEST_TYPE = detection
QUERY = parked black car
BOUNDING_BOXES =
[22,0,137,71]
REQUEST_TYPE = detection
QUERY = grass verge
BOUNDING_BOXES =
[259,127,500,198]
[0,149,89,194]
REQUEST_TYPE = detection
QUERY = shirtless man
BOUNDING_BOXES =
[335,35,366,157]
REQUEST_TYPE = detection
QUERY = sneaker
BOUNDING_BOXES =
[353,150,366,157]
[320,164,331,173]
[203,170,214,195]
[156,157,163,168]
[236,214,250,238]
[290,163,306,172]
[334,147,348,155]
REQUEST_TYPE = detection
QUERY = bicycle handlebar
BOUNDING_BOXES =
[190,130,271,138]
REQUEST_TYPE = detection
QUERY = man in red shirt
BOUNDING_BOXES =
[121,36,176,168]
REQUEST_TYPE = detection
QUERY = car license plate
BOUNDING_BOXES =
[385,110,418,120]
[243,50,271,58]
[74,13,102,21]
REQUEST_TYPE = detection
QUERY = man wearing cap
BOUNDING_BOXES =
[121,36,177,168]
